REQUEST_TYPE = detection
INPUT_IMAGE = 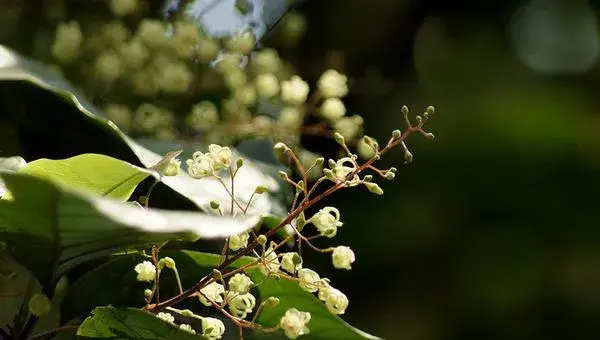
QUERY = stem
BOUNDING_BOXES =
[148,128,420,312]
[144,179,159,208]
[216,177,246,212]
[172,267,184,295]
[229,167,235,216]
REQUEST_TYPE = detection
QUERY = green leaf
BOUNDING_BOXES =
[17,154,153,201]
[78,307,203,339]
[62,251,381,339]
[0,45,284,215]
[0,173,260,290]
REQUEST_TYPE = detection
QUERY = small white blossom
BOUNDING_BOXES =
[334,115,363,140]
[259,243,280,276]
[319,98,346,121]
[229,232,250,251]
[281,252,302,274]
[332,246,355,270]
[228,273,254,294]
[328,157,360,186]
[198,282,225,306]
[226,292,256,319]
[308,207,343,238]
[186,101,219,129]
[208,144,232,170]
[164,158,180,177]
[251,48,281,74]
[158,62,191,94]
[318,69,349,98]
[187,152,214,178]
[94,51,123,83]
[201,317,225,339]
[280,308,311,339]
[281,76,309,105]
[297,268,321,293]
[156,312,174,324]
[357,138,376,159]
[278,107,302,130]
[179,324,196,334]
[323,287,349,315]
[52,21,83,63]
[134,261,156,282]
[254,73,280,98]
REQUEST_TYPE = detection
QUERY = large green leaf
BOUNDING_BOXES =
[17,154,153,201]
[0,173,260,290]
[62,251,381,339]
[78,307,203,339]
[0,45,284,215]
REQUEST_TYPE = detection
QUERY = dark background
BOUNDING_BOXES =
[281,0,600,339]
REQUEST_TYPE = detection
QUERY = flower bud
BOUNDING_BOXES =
[281,252,302,274]
[255,185,268,194]
[426,105,435,114]
[404,150,413,163]
[254,73,280,98]
[425,132,435,140]
[144,289,153,298]
[162,257,176,269]
[401,105,409,115]
[318,69,348,98]
[296,212,306,231]
[264,296,280,307]
[384,172,395,180]
[364,182,384,195]
[236,158,244,169]
[212,269,223,281]
[281,75,309,105]
[392,129,401,139]
[315,157,325,166]
[210,201,220,210]
[257,234,267,245]
[363,174,373,182]
[164,158,180,177]
[278,171,289,180]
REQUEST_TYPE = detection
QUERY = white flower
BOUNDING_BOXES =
[226,292,256,319]
[323,287,349,315]
[187,101,219,129]
[278,107,302,130]
[319,98,346,121]
[179,324,196,334]
[156,312,174,324]
[318,69,348,98]
[308,207,343,238]
[187,152,214,178]
[281,76,309,105]
[280,308,311,339]
[208,144,232,170]
[332,246,355,270]
[134,261,156,282]
[229,232,249,251]
[297,268,321,293]
[52,21,83,63]
[198,282,225,306]
[334,115,363,140]
[201,317,225,339]
[228,273,254,294]
[259,243,280,276]
[328,157,360,186]
[164,158,180,177]
[281,252,302,274]
[251,48,281,74]
[254,73,280,98]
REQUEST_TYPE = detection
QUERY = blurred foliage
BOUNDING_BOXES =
[2,0,600,339]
